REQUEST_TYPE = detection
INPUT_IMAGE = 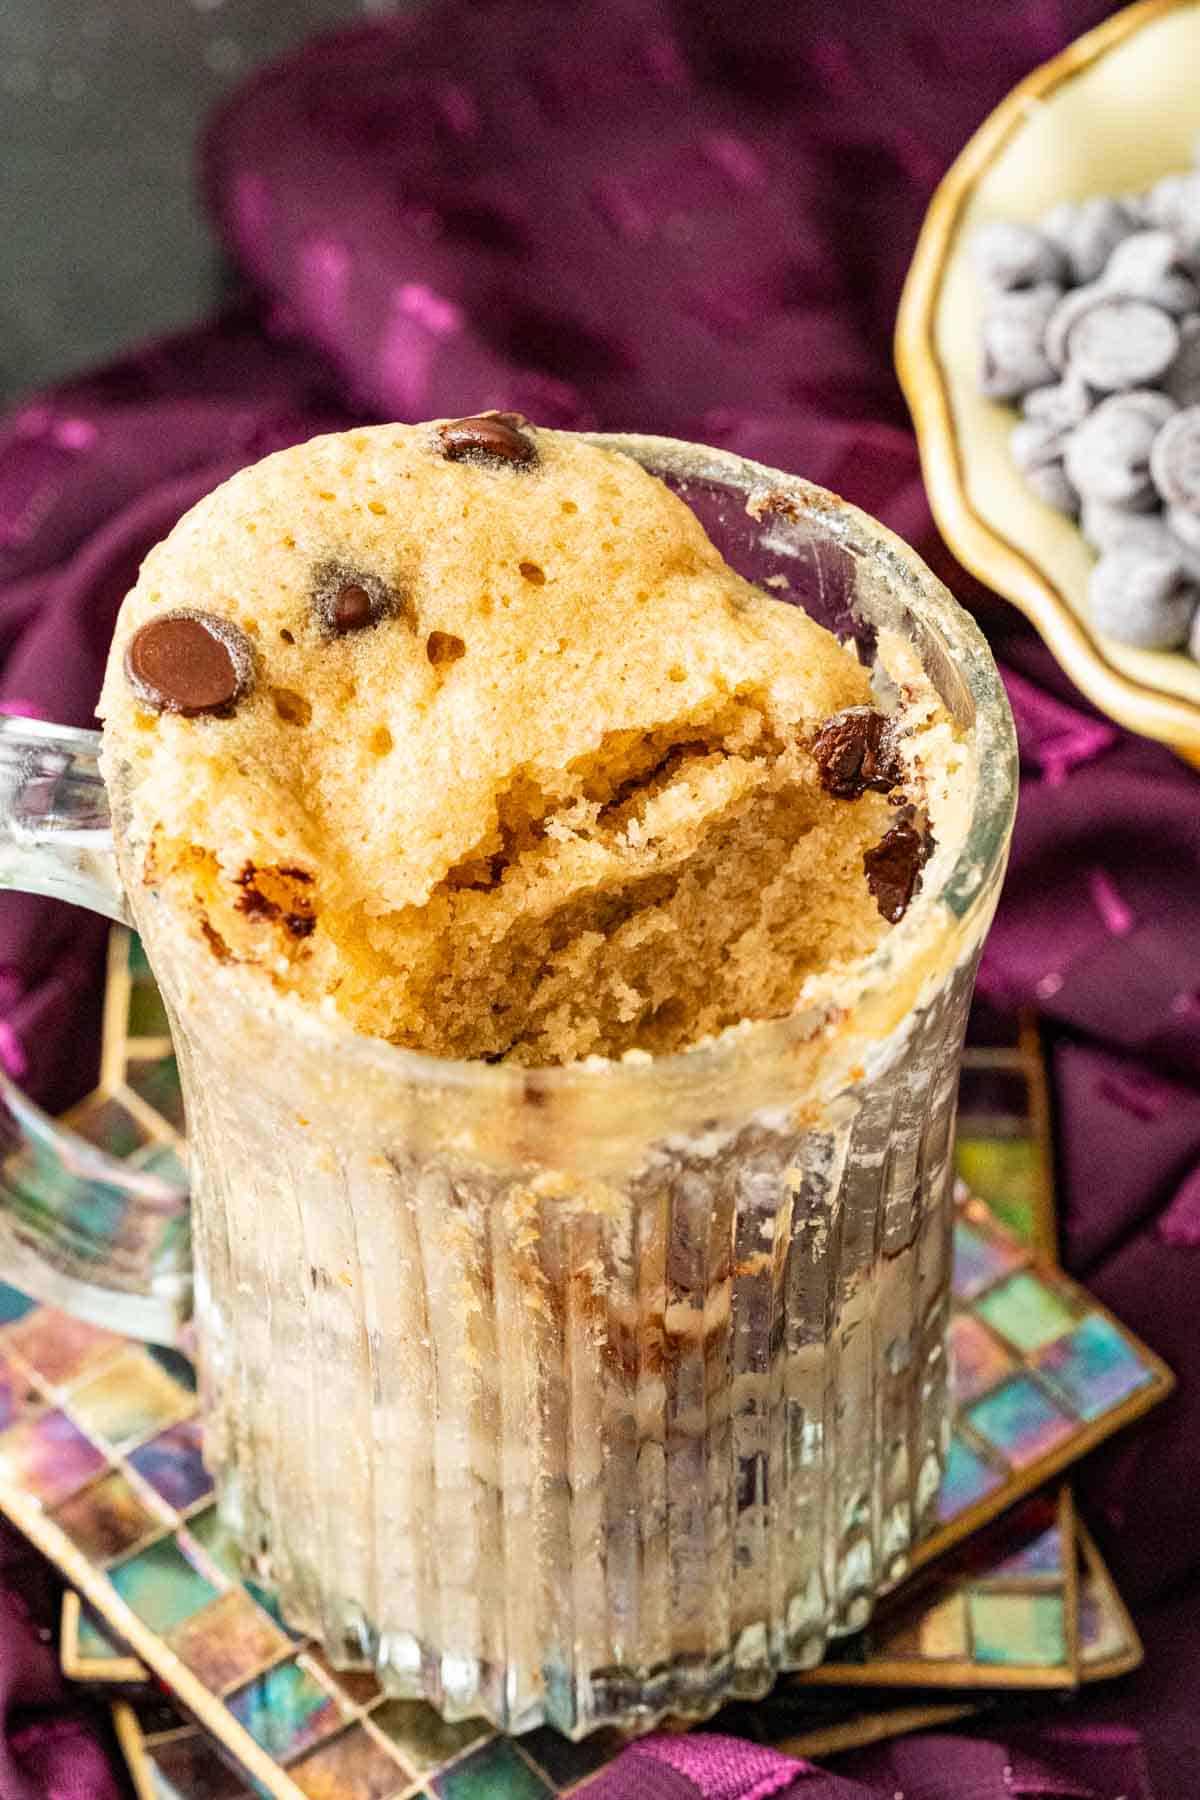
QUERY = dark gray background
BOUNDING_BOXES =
[1,0,390,405]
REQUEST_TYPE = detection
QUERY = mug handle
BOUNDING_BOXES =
[0,716,190,1346]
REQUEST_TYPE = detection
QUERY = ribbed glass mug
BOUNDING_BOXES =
[0,435,1016,1737]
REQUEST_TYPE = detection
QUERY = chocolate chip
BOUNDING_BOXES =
[310,564,399,638]
[1044,283,1110,374]
[235,884,277,922]
[1067,298,1179,392]
[125,610,253,717]
[970,219,1067,292]
[334,584,372,630]
[1087,545,1197,649]
[863,820,933,923]
[1041,196,1139,285]
[200,920,232,962]
[438,413,537,467]
[1063,391,1173,507]
[1165,316,1200,408]
[979,284,1060,400]
[811,708,903,799]
[234,863,317,936]
[1023,375,1094,433]
[1151,404,1200,509]
[1102,230,1199,316]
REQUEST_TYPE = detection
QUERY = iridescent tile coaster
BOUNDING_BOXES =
[172,1589,292,1694]
[226,1655,351,1762]
[975,1272,1077,1352]
[952,1216,1028,1302]
[91,1520,1146,1799]
[60,1090,157,1160]
[368,1699,490,1775]
[947,1313,1015,1405]
[0,1279,35,1327]
[0,1407,107,1507]
[1035,1314,1155,1421]
[0,1348,40,1430]
[430,1736,554,1799]
[128,1414,211,1511]
[796,1489,1080,1690]
[107,1532,224,1637]
[288,1724,418,1800]
[52,1468,163,1561]
[954,1012,1055,1253]
[913,1190,1174,1569]
[4,1307,122,1386]
[124,1054,187,1138]
[965,1374,1076,1470]
[66,1345,195,1452]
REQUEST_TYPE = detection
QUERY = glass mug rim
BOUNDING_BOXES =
[41,432,1015,1121]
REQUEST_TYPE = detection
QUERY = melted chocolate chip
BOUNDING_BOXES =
[310,564,400,638]
[125,611,254,717]
[200,920,232,962]
[811,708,903,799]
[234,862,316,937]
[438,413,537,467]
[863,820,934,924]
[333,583,373,631]
[235,884,277,923]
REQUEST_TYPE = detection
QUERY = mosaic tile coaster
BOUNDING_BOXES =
[63,1523,1144,1800]
[954,1012,1056,1255]
[796,1489,1080,1690]
[110,1557,1139,1800]
[111,1686,991,1800]
[910,1191,1173,1571]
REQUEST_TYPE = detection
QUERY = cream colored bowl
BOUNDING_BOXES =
[897,0,1200,761]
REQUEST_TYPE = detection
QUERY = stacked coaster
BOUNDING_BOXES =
[0,933,1174,1800]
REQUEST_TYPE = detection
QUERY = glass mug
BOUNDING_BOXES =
[0,435,1016,1737]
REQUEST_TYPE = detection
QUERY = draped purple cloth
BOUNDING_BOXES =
[2,3,1198,1796]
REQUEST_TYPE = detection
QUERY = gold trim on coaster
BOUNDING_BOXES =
[895,0,1200,756]
[774,1701,981,1761]
[1078,1519,1144,1681]
[111,1701,158,1800]
[61,1590,149,1687]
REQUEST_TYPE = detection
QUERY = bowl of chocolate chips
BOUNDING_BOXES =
[897,0,1200,763]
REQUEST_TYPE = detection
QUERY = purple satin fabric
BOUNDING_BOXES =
[0,1517,123,1800]
[1,3,1198,1796]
